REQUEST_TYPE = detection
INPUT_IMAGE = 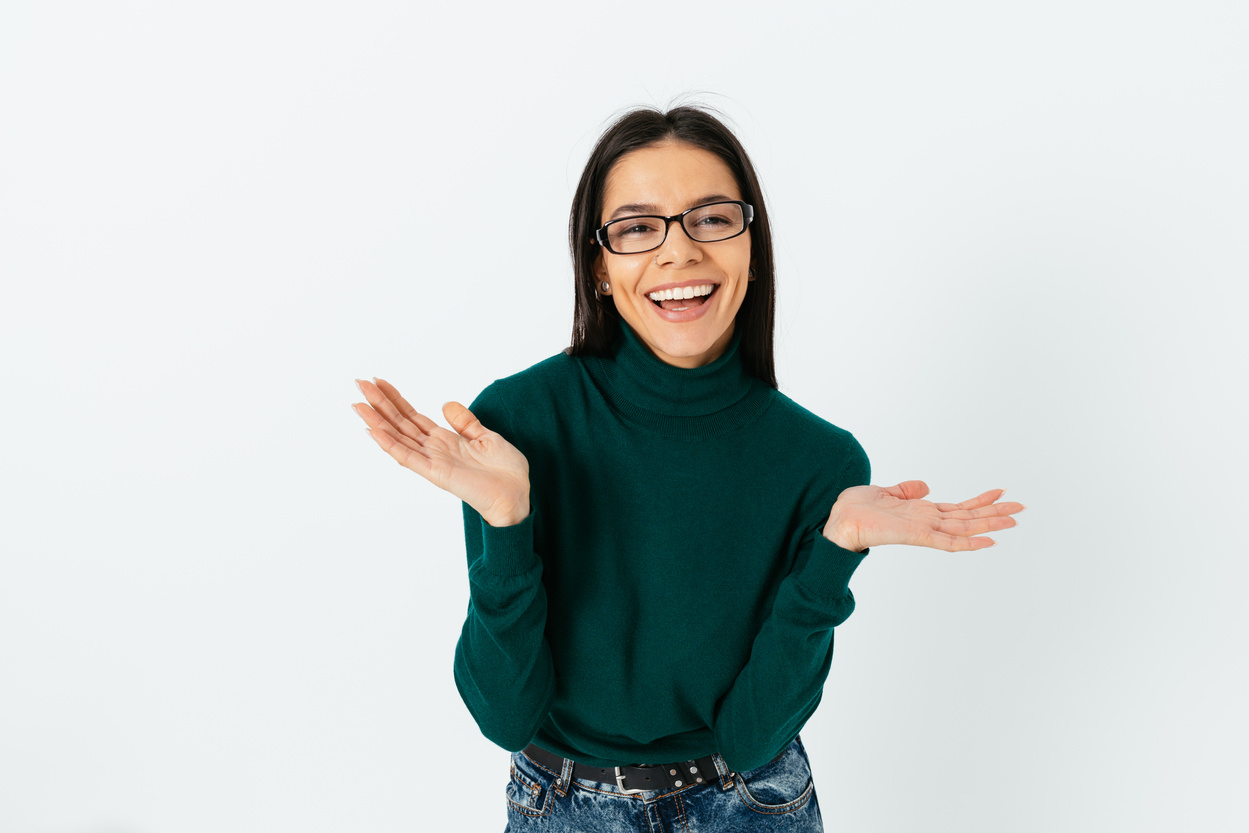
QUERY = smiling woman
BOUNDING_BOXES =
[566,108,778,380]
[351,103,1023,832]
[591,141,752,368]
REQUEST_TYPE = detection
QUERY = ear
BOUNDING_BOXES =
[593,249,611,293]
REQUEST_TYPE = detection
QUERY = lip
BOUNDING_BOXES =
[647,282,717,323]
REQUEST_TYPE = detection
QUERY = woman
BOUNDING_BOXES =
[351,105,1023,831]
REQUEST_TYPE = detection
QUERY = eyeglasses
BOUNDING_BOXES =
[593,200,754,255]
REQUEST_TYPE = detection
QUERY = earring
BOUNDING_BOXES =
[600,281,610,292]
[748,267,756,279]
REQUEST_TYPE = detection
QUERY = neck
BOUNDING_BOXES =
[575,317,771,436]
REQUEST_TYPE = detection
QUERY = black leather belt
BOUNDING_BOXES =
[524,744,724,799]
[521,743,721,794]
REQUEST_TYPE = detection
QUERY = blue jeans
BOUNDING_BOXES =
[504,734,824,832]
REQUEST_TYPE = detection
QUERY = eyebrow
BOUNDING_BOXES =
[607,194,736,221]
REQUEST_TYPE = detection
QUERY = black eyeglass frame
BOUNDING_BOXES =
[592,200,755,255]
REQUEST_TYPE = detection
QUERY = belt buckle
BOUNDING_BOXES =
[614,765,647,795]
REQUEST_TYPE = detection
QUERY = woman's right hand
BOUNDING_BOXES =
[352,377,531,527]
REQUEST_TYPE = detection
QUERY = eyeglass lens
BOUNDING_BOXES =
[605,202,745,254]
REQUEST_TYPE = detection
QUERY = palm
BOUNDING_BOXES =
[831,481,1023,552]
[352,377,530,525]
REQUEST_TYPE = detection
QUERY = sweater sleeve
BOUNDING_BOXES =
[451,384,558,752]
[711,439,871,772]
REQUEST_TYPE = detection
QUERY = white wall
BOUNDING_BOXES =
[2,1,1245,831]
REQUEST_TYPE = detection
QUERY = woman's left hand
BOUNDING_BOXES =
[823,481,1024,553]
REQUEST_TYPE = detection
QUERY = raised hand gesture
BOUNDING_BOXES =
[351,377,531,527]
[824,481,1024,553]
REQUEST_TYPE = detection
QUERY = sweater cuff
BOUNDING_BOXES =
[793,526,870,602]
[478,505,539,577]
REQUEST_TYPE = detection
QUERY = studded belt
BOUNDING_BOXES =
[521,743,766,794]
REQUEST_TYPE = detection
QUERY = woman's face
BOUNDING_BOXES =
[594,140,753,369]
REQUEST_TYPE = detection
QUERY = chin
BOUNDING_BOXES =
[655,326,732,364]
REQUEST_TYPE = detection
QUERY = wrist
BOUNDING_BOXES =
[484,494,531,528]
[823,507,863,552]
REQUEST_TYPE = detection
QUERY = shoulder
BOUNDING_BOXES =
[468,350,582,428]
[762,388,871,489]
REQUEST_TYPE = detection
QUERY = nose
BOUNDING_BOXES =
[653,217,702,267]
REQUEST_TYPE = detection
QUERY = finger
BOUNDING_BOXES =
[938,501,1026,520]
[936,515,1018,537]
[881,480,929,500]
[362,416,424,455]
[359,377,441,442]
[366,422,442,482]
[371,376,441,435]
[932,488,1004,512]
[443,401,490,442]
[923,530,998,552]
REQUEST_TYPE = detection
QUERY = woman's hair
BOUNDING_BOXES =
[565,104,778,388]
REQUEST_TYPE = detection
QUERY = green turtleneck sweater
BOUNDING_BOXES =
[452,319,870,773]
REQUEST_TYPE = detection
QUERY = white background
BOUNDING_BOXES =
[2,1,1246,831]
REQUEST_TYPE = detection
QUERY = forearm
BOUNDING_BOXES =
[453,504,557,751]
[711,531,868,772]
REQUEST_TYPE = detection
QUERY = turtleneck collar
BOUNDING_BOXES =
[580,318,772,437]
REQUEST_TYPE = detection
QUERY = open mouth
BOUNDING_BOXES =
[649,283,719,311]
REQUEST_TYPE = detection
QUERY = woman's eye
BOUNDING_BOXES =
[619,222,660,236]
[694,215,730,227]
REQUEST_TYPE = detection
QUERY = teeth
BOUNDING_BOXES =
[647,284,715,302]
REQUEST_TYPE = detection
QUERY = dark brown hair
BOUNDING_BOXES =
[564,104,777,388]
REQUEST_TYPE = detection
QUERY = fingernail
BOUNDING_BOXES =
[1018,504,1028,512]
[356,379,364,395]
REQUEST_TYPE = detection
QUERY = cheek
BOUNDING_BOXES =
[606,257,649,288]
[722,237,752,270]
